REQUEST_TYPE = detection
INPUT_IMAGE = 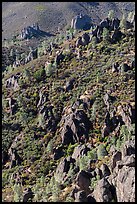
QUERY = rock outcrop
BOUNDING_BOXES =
[60,108,91,145]
[71,14,91,30]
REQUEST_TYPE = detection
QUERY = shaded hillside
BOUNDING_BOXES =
[2,8,135,203]
[2,2,135,40]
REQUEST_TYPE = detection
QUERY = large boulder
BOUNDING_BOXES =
[54,157,75,184]
[116,103,134,128]
[81,33,90,46]
[71,14,91,30]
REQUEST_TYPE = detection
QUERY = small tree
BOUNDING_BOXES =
[46,140,54,154]
[13,183,23,202]
[108,10,115,20]
[38,113,45,128]
[97,144,107,160]
[92,36,98,48]
[102,28,110,42]
[23,69,31,81]
[120,13,127,29]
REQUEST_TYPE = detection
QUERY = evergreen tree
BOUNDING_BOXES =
[108,10,114,20]
[102,28,110,42]
[120,13,127,29]
[97,144,107,160]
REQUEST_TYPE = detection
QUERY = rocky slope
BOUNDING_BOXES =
[2,5,135,202]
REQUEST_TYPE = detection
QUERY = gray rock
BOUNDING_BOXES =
[60,109,91,145]
[93,178,113,202]
[120,155,135,167]
[74,190,87,202]
[109,151,122,172]
[100,164,111,178]
[121,140,135,159]
[55,157,75,183]
[5,75,20,91]
[76,170,92,194]
[71,14,91,30]
[115,166,135,202]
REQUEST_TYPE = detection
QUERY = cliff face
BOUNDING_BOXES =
[2,4,135,202]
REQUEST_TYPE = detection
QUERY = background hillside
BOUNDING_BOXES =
[2,2,135,40]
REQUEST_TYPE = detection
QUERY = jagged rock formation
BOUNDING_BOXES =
[20,23,40,40]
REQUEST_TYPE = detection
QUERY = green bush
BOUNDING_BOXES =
[33,68,45,82]
[97,144,108,160]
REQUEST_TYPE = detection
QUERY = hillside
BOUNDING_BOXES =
[2,4,135,203]
[2,2,135,40]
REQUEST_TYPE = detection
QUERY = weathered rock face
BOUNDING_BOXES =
[76,170,92,194]
[71,14,91,30]
[55,157,75,183]
[60,108,91,145]
[108,138,135,202]
[110,151,122,172]
[93,178,113,202]
[116,166,135,202]
[117,103,135,128]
